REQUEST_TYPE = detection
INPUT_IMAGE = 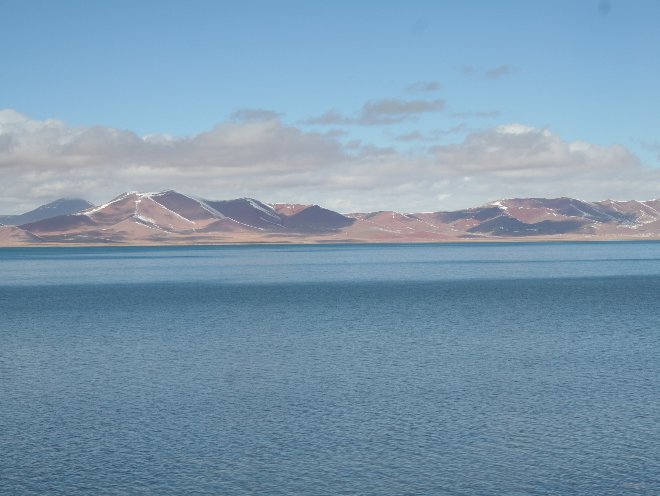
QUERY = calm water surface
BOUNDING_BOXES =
[1,242,660,495]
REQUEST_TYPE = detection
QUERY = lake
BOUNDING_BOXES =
[1,242,660,495]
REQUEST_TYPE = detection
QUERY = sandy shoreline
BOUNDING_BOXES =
[2,235,660,249]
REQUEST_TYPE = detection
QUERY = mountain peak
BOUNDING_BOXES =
[4,192,660,245]
[0,198,94,226]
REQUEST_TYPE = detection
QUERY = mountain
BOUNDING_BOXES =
[3,191,659,246]
[16,191,356,243]
[0,225,43,245]
[204,198,355,232]
[475,198,660,237]
[205,198,283,229]
[281,205,355,232]
[0,198,94,226]
[271,203,313,216]
[20,191,241,243]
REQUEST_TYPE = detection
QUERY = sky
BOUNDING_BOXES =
[1,0,660,214]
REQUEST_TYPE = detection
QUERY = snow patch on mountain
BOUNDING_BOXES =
[244,198,281,220]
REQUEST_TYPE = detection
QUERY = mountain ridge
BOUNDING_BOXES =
[2,190,660,246]
[0,198,93,226]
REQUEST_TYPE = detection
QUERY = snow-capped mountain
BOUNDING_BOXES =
[2,191,659,245]
[12,190,356,243]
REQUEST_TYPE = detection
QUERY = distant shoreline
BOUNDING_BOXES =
[3,237,660,249]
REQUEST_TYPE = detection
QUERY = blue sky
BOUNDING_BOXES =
[1,0,659,212]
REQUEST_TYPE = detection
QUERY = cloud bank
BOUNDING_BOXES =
[1,109,657,214]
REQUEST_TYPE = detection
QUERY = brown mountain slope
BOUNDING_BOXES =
[4,191,659,245]
[0,226,43,245]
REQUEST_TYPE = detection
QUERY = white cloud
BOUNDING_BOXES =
[1,109,658,214]
[459,64,516,80]
[394,125,468,143]
[485,65,515,79]
[450,110,500,119]
[229,108,282,122]
[359,98,445,124]
[305,98,445,126]
[431,124,640,174]
[406,81,441,93]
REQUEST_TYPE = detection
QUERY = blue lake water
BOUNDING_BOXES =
[1,242,660,495]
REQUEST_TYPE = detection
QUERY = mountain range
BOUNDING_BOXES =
[1,190,659,246]
[0,198,94,226]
